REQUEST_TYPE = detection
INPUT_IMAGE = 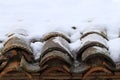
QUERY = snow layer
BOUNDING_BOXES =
[81,34,108,48]
[30,42,43,60]
[108,38,120,62]
[0,0,120,62]
[0,0,120,38]
[82,26,107,36]
[69,39,81,57]
[53,37,73,57]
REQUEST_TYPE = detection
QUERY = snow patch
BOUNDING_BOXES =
[70,31,81,42]
[30,42,43,60]
[69,39,81,54]
[81,34,108,47]
[108,38,120,62]
[53,37,73,57]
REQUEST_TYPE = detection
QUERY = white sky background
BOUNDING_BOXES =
[0,0,120,37]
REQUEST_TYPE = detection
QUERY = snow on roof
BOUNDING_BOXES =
[108,38,120,62]
[0,1,120,78]
[81,34,108,48]
[0,26,119,63]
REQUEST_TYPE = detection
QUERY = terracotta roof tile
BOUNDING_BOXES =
[0,29,120,80]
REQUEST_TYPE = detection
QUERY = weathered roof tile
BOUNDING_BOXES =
[0,29,120,80]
